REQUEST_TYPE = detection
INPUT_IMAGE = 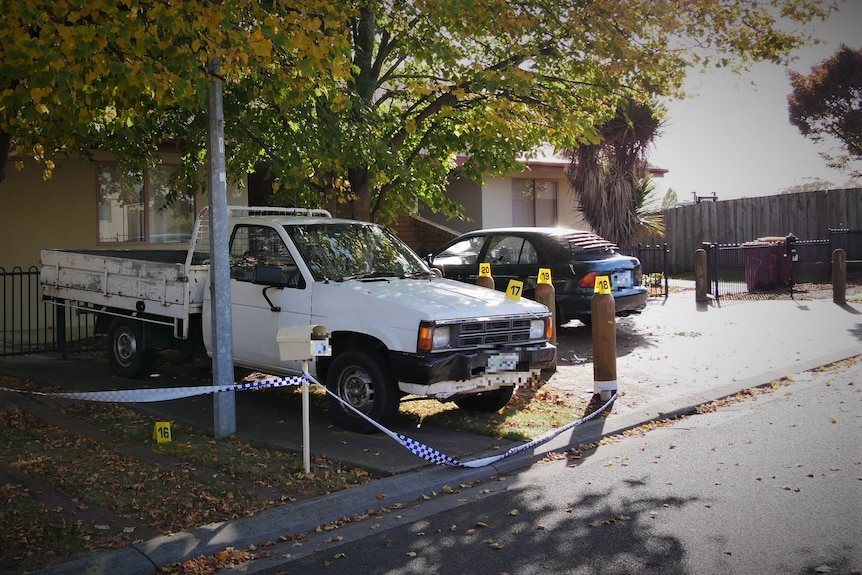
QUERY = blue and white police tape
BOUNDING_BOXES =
[0,374,306,403]
[1,374,616,469]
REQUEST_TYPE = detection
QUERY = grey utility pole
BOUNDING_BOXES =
[207,58,236,438]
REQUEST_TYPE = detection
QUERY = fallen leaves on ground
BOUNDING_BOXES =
[0,378,372,574]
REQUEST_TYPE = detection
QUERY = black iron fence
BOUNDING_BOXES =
[1,266,99,357]
[700,229,861,301]
[619,243,670,297]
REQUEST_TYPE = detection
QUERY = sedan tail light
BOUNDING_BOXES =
[578,271,600,289]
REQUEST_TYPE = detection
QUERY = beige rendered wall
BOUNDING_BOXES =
[0,155,245,271]
[1,156,98,271]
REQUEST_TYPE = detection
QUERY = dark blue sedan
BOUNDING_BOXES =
[429,227,648,326]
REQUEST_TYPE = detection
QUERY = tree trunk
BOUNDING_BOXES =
[0,129,12,185]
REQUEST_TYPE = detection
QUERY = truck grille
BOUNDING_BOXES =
[455,317,533,348]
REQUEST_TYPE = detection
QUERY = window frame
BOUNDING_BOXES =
[512,178,558,227]
[96,162,196,246]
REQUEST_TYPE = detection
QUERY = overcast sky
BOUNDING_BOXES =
[649,1,862,203]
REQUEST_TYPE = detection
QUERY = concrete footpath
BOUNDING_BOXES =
[2,289,860,575]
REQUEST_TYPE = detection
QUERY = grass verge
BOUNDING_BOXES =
[0,379,371,574]
[0,372,584,574]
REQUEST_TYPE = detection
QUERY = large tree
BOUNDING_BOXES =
[0,1,351,186]
[2,1,830,223]
[788,44,862,176]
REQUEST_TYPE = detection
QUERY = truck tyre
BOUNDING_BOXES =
[454,386,514,412]
[326,350,398,434]
[108,318,156,378]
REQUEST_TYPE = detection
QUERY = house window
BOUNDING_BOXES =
[512,179,557,227]
[97,164,196,244]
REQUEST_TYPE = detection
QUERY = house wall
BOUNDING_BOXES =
[1,157,97,271]
[0,154,245,271]
[419,176,482,234]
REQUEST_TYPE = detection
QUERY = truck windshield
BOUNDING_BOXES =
[285,223,431,281]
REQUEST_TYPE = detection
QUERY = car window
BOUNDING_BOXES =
[286,222,428,281]
[434,236,485,267]
[487,235,537,265]
[229,225,303,287]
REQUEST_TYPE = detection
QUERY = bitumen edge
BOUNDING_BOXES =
[30,344,861,575]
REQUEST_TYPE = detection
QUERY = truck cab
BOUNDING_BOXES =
[203,207,556,432]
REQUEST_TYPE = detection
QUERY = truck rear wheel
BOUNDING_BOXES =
[108,318,156,379]
[454,386,514,412]
[326,350,398,434]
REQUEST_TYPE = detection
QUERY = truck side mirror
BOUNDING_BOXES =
[252,264,286,287]
[252,264,285,312]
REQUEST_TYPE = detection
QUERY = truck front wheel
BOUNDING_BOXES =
[326,350,398,434]
[454,386,514,412]
[108,318,156,378]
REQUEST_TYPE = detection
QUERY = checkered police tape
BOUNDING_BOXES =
[0,373,306,403]
[307,370,617,469]
[1,373,615,469]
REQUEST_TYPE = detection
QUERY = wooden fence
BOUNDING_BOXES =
[662,188,862,273]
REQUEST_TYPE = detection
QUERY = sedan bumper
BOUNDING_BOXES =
[556,287,648,322]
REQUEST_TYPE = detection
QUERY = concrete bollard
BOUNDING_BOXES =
[833,249,847,304]
[695,248,708,302]
[534,267,556,344]
[591,275,617,401]
[477,262,495,290]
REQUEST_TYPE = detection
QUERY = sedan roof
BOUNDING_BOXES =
[458,227,618,254]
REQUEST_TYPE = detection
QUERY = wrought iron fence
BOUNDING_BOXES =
[700,229,860,301]
[829,228,862,266]
[1,266,99,357]
[619,243,670,297]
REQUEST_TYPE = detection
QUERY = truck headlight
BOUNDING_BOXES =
[530,318,547,340]
[418,322,450,351]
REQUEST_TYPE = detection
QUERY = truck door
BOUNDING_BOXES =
[227,224,313,371]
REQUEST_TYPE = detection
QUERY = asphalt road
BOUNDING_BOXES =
[236,359,862,575]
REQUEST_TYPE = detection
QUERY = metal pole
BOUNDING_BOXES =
[302,359,311,474]
[711,244,720,301]
[56,298,67,359]
[663,243,669,296]
[207,58,236,438]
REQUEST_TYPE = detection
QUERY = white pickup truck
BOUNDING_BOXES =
[40,206,556,432]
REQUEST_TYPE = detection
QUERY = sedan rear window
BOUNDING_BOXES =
[560,231,617,255]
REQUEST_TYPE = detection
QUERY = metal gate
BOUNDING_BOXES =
[619,243,670,297]
[700,229,858,301]
[1,266,99,357]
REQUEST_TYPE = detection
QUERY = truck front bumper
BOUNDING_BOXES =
[390,343,556,400]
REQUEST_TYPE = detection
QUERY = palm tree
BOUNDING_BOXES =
[567,99,664,246]
[633,177,666,242]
